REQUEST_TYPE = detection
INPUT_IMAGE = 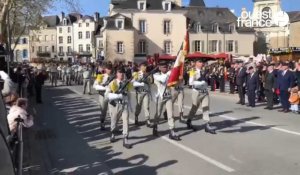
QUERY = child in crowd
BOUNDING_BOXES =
[289,87,299,113]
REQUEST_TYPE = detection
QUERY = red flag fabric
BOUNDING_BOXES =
[167,32,189,87]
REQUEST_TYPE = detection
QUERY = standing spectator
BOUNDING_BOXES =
[236,61,247,105]
[228,62,236,94]
[277,62,295,113]
[246,67,259,107]
[294,62,300,89]
[264,64,276,110]
[35,70,46,104]
[289,87,299,113]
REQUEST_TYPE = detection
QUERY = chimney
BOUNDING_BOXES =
[60,12,65,22]
[173,0,182,7]
[94,12,100,21]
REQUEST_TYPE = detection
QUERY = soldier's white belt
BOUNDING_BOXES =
[193,89,208,93]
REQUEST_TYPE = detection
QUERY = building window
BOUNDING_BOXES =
[138,40,146,54]
[99,40,104,48]
[23,49,28,58]
[78,32,82,39]
[45,35,49,41]
[38,35,42,41]
[116,19,124,29]
[63,19,67,25]
[218,40,222,52]
[45,46,49,52]
[86,44,91,52]
[235,41,238,53]
[138,1,146,11]
[59,46,63,53]
[31,46,34,53]
[209,40,218,53]
[67,46,72,53]
[59,36,63,44]
[162,1,171,11]
[195,23,202,33]
[23,38,27,44]
[229,24,235,33]
[38,46,42,52]
[86,23,89,27]
[86,31,90,39]
[212,24,218,33]
[117,42,124,54]
[59,27,62,33]
[79,44,83,52]
[16,50,20,60]
[68,27,71,33]
[163,20,171,35]
[194,40,204,52]
[52,46,55,52]
[67,36,71,43]
[79,23,82,27]
[139,20,146,34]
[51,35,55,41]
[164,41,171,54]
[226,40,234,52]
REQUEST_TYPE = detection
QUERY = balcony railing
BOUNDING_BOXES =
[58,52,65,56]
[37,51,51,57]
[66,52,74,56]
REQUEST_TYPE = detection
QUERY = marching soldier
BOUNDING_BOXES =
[132,63,154,127]
[105,67,133,149]
[172,79,185,121]
[82,65,92,95]
[94,64,114,130]
[153,61,180,141]
[65,64,72,86]
[209,65,217,91]
[187,60,216,134]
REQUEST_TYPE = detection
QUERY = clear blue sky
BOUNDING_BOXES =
[48,0,300,16]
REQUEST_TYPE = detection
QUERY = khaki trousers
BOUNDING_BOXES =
[135,92,150,120]
[188,91,210,122]
[83,79,91,93]
[109,103,129,137]
[154,98,175,130]
[99,94,109,121]
[172,89,184,113]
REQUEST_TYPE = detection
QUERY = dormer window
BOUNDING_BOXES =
[115,18,124,30]
[195,23,202,33]
[63,19,67,25]
[212,24,219,33]
[229,24,236,33]
[162,1,171,11]
[138,0,146,11]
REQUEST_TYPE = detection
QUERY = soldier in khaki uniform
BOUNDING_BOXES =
[132,63,153,127]
[105,68,133,149]
[188,60,216,134]
[153,61,180,141]
[171,79,185,121]
[93,64,114,130]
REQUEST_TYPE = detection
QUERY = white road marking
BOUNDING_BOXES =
[68,87,236,173]
[181,104,300,137]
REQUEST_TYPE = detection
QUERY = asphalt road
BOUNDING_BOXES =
[23,82,300,175]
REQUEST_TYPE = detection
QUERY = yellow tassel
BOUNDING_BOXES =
[189,69,196,77]
[132,72,139,80]
[96,74,104,83]
[110,80,118,93]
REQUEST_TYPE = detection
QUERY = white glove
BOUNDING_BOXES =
[193,81,208,89]
[133,81,145,87]
[107,93,123,101]
[154,74,168,84]
[94,85,106,91]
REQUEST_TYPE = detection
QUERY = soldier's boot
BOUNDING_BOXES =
[153,124,158,137]
[100,120,106,131]
[169,129,180,141]
[179,112,185,122]
[110,133,116,143]
[205,123,217,134]
[146,119,152,128]
[134,115,139,126]
[186,119,197,132]
[163,111,168,120]
[123,137,132,149]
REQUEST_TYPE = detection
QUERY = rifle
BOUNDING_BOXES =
[110,77,133,107]
[138,67,159,83]
[103,74,116,87]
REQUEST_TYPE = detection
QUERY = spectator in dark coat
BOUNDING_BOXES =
[34,70,46,104]
[277,62,295,113]
[294,63,300,89]
[264,64,276,110]
[236,62,247,105]
[246,67,259,107]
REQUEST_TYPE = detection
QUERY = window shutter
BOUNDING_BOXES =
[192,40,195,52]
[219,40,222,52]
[235,41,238,53]
[201,41,205,52]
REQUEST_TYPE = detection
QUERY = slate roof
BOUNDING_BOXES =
[189,0,205,7]
[288,11,300,23]
[58,13,80,26]
[43,15,60,27]
[111,0,183,10]
[104,14,133,30]
[187,7,255,33]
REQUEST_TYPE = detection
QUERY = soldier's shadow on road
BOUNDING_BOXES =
[49,88,178,175]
